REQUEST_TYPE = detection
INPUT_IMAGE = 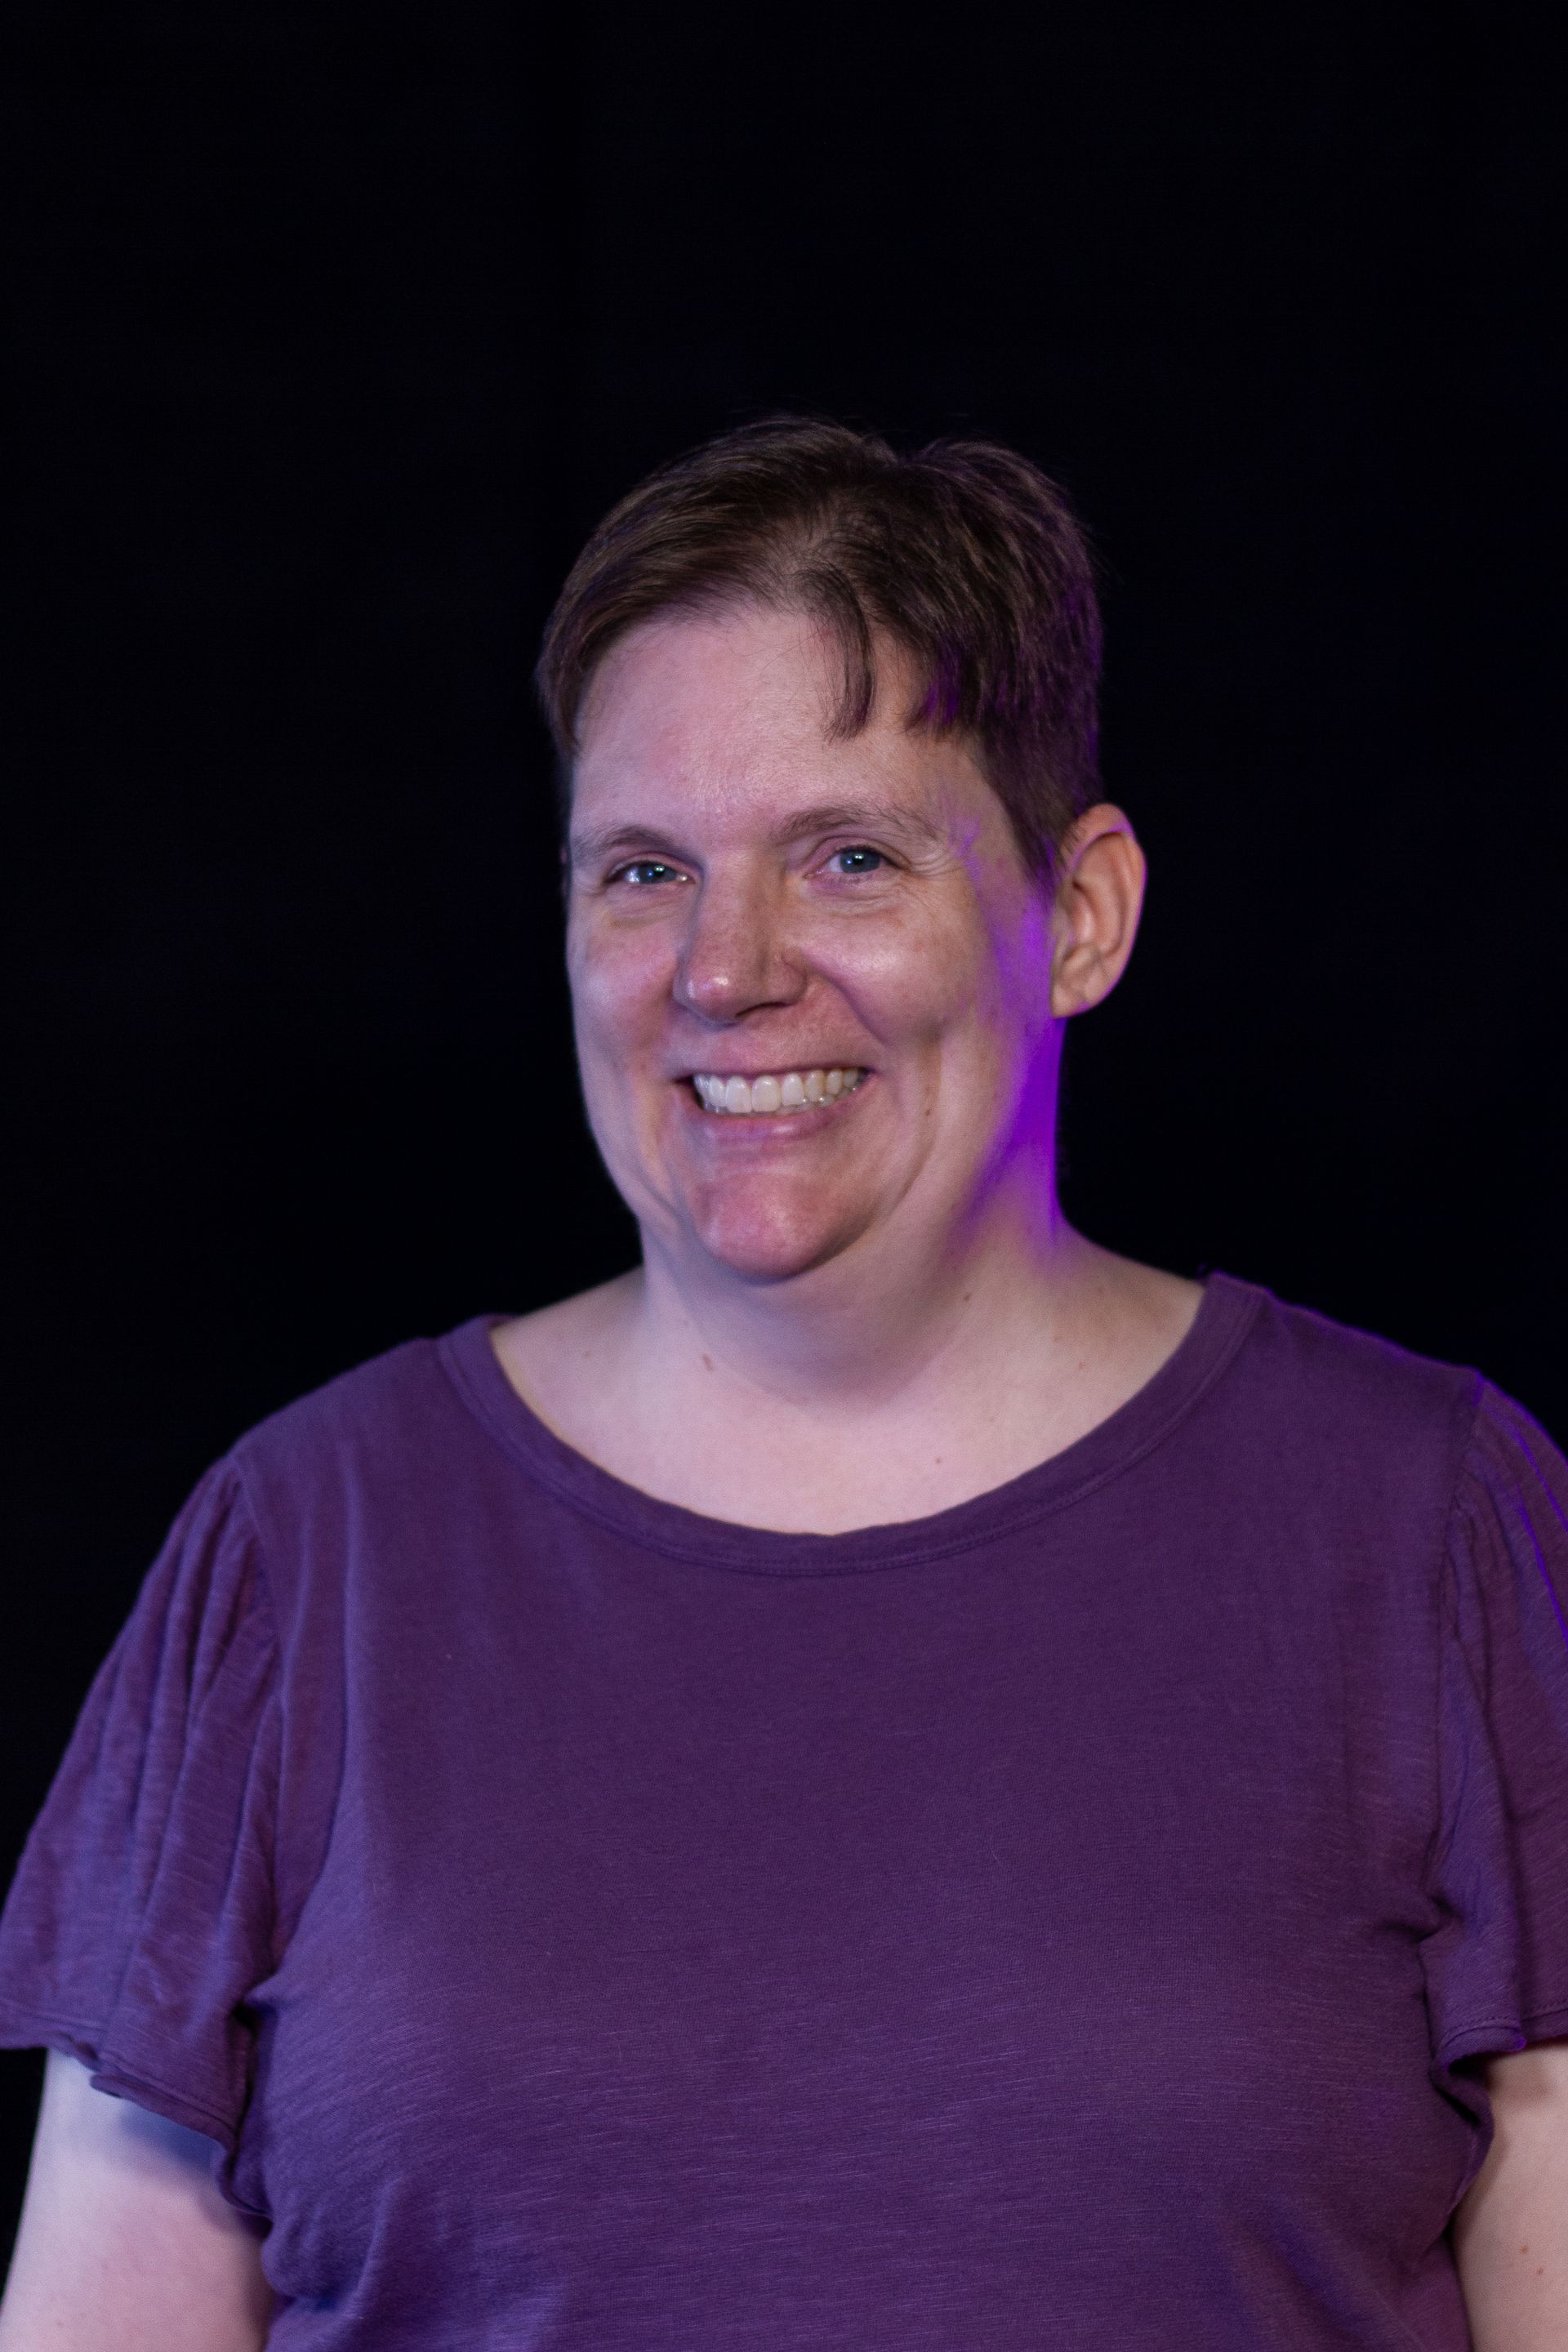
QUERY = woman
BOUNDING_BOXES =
[1,419,1565,2350]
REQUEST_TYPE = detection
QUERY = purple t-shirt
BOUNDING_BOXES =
[4,1272,1568,2348]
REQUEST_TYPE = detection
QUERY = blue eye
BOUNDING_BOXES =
[831,846,886,875]
[615,860,683,886]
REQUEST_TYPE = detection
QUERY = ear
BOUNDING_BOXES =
[1048,804,1147,1017]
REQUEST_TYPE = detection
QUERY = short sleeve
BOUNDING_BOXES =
[0,1459,279,2153]
[1423,1379,1568,2106]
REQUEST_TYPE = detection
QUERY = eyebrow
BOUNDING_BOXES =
[568,801,946,866]
[773,801,946,849]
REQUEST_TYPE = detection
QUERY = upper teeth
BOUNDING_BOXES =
[693,1067,865,1115]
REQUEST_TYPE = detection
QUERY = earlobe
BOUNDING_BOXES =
[1049,953,1103,1020]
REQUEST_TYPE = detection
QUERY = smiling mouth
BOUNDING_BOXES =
[690,1067,867,1116]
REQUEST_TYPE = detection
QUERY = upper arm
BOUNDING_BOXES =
[0,2048,272,2350]
[1452,2036,1568,2352]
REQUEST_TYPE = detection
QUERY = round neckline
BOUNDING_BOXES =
[436,1270,1263,1575]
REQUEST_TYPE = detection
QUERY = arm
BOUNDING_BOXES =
[0,2049,272,2350]
[1452,2035,1568,2350]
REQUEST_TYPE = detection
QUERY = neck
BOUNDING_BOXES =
[628,1152,1107,1423]
[493,1125,1201,1535]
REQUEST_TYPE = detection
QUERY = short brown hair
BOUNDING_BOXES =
[535,416,1104,888]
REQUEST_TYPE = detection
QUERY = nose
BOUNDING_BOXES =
[673,866,807,1025]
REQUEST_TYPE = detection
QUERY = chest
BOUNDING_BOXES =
[241,1519,1465,2313]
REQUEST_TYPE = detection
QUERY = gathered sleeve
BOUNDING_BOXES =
[0,1459,280,2153]
[1423,1379,1568,2122]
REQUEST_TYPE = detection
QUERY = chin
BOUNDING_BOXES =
[684,1190,869,1285]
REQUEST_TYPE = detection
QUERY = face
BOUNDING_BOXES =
[565,601,1100,1289]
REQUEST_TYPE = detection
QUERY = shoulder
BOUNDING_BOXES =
[1202,1276,1490,1544]
[215,1317,510,1571]
[232,1324,465,1458]
[1227,1275,1481,1439]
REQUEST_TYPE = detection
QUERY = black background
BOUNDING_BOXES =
[3,0,1562,2264]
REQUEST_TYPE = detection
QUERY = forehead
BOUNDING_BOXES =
[569,603,998,846]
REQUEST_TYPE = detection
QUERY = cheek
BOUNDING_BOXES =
[843,908,1050,1138]
[568,923,673,1056]
[822,906,991,1041]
